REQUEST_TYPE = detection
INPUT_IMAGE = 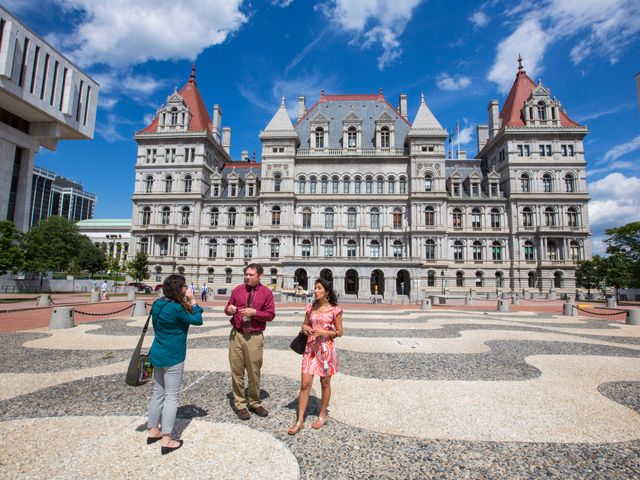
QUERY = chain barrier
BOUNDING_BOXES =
[73,304,134,317]
[520,298,561,303]
[573,305,626,317]
[592,306,627,314]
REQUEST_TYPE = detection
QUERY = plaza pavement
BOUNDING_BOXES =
[0,296,639,478]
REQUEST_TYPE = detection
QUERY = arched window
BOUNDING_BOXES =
[208,238,217,258]
[141,207,151,226]
[270,238,280,258]
[453,240,464,261]
[181,206,191,226]
[393,208,402,229]
[554,271,563,288]
[144,175,153,193]
[567,207,579,228]
[492,241,503,262]
[228,208,237,227]
[388,176,395,194]
[570,240,582,261]
[274,173,282,192]
[321,176,328,194]
[332,175,339,193]
[370,208,380,229]
[370,240,380,257]
[495,271,503,288]
[324,207,334,228]
[183,175,192,193]
[343,176,351,193]
[178,237,188,257]
[548,240,558,260]
[271,206,281,226]
[347,239,357,257]
[161,206,171,225]
[315,127,324,148]
[524,240,535,261]
[347,207,357,229]
[452,208,463,228]
[301,239,311,257]
[243,239,253,259]
[475,271,483,287]
[164,175,173,193]
[471,208,482,229]
[225,268,233,283]
[323,239,334,257]
[365,176,373,194]
[347,126,357,148]
[456,271,464,287]
[472,240,483,261]
[490,208,501,228]
[302,208,311,229]
[210,207,219,226]
[380,126,390,148]
[393,240,403,258]
[537,101,546,121]
[377,176,384,194]
[354,176,362,194]
[159,237,169,256]
[425,239,435,260]
[520,173,531,193]
[425,206,435,226]
[424,173,433,192]
[542,173,553,192]
[399,176,407,194]
[565,173,576,192]
[298,176,306,194]
[522,207,533,227]
[226,239,235,258]
[528,271,536,288]
[138,237,148,254]
[245,207,255,227]
[544,207,556,226]
[170,107,178,126]
[309,176,317,194]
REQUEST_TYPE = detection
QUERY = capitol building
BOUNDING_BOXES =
[130,60,591,300]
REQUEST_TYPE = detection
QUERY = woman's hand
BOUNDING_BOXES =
[184,289,196,305]
[302,324,313,336]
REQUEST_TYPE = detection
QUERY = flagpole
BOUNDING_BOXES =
[456,120,461,159]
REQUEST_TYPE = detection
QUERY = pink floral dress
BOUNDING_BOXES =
[301,303,342,377]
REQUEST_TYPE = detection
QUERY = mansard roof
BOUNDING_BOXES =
[499,59,581,128]
[139,65,212,133]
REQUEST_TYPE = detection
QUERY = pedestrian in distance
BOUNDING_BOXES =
[224,263,275,420]
[288,278,343,435]
[146,274,203,454]
[99,280,108,301]
[200,283,208,302]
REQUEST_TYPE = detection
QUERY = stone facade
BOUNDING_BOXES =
[130,62,590,300]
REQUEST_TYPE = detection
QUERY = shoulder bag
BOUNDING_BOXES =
[125,301,167,387]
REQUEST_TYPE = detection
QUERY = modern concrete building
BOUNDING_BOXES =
[0,6,99,231]
[30,165,96,227]
[130,60,590,299]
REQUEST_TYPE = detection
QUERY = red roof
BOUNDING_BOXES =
[139,65,212,133]
[499,61,581,128]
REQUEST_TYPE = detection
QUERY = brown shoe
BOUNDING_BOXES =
[236,408,250,420]
[249,405,268,417]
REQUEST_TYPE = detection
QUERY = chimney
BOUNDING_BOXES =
[241,150,249,162]
[398,94,407,119]
[476,125,488,152]
[458,150,467,160]
[488,100,499,139]
[297,96,307,121]
[222,127,231,154]
[212,104,223,140]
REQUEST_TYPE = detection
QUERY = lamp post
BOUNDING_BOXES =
[441,270,445,295]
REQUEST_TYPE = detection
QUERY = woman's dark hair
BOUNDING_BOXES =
[163,274,192,312]
[314,278,338,306]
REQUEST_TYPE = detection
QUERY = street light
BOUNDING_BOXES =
[440,270,445,295]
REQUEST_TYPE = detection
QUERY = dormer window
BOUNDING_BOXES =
[315,127,325,149]
[537,101,546,121]
[471,182,480,197]
[347,126,357,148]
[380,127,390,148]
[247,182,255,197]
[229,182,237,197]
[212,181,220,197]
[170,108,178,126]
[452,182,461,196]
[489,182,498,197]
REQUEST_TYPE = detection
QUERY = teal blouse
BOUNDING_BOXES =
[149,298,203,368]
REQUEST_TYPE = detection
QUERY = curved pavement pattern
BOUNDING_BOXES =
[1,308,640,479]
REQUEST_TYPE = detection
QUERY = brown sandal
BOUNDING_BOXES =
[287,421,304,435]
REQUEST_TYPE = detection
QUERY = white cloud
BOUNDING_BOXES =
[318,0,424,70]
[469,10,489,28]
[487,19,550,93]
[271,0,294,6]
[436,73,471,91]
[285,29,327,75]
[456,126,474,146]
[49,0,247,69]
[603,134,640,162]
[588,172,640,230]
[587,160,636,177]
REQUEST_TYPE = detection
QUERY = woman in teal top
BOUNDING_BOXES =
[146,274,203,455]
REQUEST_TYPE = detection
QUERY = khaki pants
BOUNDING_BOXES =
[229,329,264,410]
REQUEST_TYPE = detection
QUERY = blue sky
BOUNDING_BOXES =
[8,0,640,254]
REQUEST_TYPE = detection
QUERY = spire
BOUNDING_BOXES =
[189,63,196,84]
[260,96,298,139]
[517,54,523,72]
[410,93,444,130]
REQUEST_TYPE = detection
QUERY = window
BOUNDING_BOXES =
[226,268,232,283]
[159,237,168,256]
[492,241,503,262]
[537,101,547,121]
[370,240,380,257]
[229,183,237,197]
[170,108,178,126]
[344,177,350,193]
[567,207,579,227]
[561,144,574,156]
[274,174,282,192]
[178,238,188,257]
[208,239,217,258]
[456,271,464,287]
[393,241,403,258]
[544,207,556,226]
[208,268,214,283]
[270,238,280,258]
[310,176,317,194]
[495,272,503,288]
[490,183,498,197]
[181,207,191,226]
[370,208,380,229]
[347,208,357,229]
[271,206,281,226]
[425,206,435,226]
[548,240,558,260]
[522,207,533,227]
[226,239,235,258]
[161,207,171,225]
[524,240,535,261]
[377,176,384,194]
[184,147,196,162]
[321,176,328,194]
[347,240,357,257]
[471,183,480,197]
[210,208,219,226]
[388,177,395,194]
[399,177,407,194]
[347,126,357,148]
[393,208,402,229]
[475,271,483,287]
[144,175,153,193]
[301,240,311,257]
[247,184,255,197]
[141,207,151,226]
[570,241,581,261]
[452,208,462,228]
[380,127,390,148]
[332,176,339,194]
[425,174,433,192]
[453,241,463,261]
[517,144,530,156]
[427,270,435,287]
[245,208,255,227]
[354,177,362,194]
[554,271,563,288]
[528,271,536,288]
[299,176,306,194]
[490,208,501,228]
[471,208,482,229]
[165,148,176,162]
[213,183,220,197]
[165,175,173,193]
[315,127,324,148]
[542,173,553,192]
[539,144,552,157]
[184,175,193,193]
[228,208,237,227]
[365,177,373,194]
[452,182,461,196]
[472,241,483,261]
[324,240,334,257]
[425,240,435,260]
[138,237,148,254]
[302,209,311,229]
[324,208,334,228]
[243,240,253,259]
[521,173,531,192]
[565,174,576,192]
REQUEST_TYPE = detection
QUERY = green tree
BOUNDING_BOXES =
[0,221,24,274]
[23,217,81,278]
[127,251,150,283]
[77,235,106,277]
[601,253,633,300]
[576,256,604,295]
[604,221,640,287]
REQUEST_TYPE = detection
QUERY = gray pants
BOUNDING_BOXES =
[147,361,184,435]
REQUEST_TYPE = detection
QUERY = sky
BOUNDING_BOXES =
[7,0,640,255]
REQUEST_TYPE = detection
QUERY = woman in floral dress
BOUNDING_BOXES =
[288,278,343,435]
